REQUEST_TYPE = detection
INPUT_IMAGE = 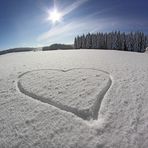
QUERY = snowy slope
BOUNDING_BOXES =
[0,50,148,148]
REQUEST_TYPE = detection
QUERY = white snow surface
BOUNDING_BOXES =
[0,49,148,148]
[18,69,111,120]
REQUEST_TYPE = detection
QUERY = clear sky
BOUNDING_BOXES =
[0,0,148,50]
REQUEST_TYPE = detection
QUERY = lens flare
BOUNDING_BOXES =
[48,9,62,23]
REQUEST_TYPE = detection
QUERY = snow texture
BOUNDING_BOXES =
[0,49,148,148]
[18,69,111,120]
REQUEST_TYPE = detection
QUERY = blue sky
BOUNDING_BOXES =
[0,0,148,50]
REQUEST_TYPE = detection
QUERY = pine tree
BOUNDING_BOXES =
[74,37,77,49]
[82,34,86,49]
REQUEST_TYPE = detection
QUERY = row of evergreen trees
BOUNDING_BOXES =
[74,31,148,52]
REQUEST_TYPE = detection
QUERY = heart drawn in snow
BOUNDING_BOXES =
[18,68,111,120]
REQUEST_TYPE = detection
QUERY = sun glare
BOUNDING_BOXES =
[48,9,62,23]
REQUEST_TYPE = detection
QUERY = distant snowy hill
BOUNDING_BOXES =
[0,47,35,55]
[42,44,73,51]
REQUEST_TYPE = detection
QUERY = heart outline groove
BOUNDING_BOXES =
[17,68,112,120]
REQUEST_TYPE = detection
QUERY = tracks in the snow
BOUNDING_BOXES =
[17,68,112,121]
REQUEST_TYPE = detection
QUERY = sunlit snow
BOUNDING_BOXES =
[0,49,148,148]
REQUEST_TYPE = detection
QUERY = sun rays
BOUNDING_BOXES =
[48,8,62,23]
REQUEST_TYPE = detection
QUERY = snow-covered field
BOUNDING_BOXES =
[0,49,148,148]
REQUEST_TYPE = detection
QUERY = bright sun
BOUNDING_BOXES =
[48,9,62,23]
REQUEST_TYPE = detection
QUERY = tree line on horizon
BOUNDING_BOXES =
[42,44,73,51]
[74,31,148,52]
